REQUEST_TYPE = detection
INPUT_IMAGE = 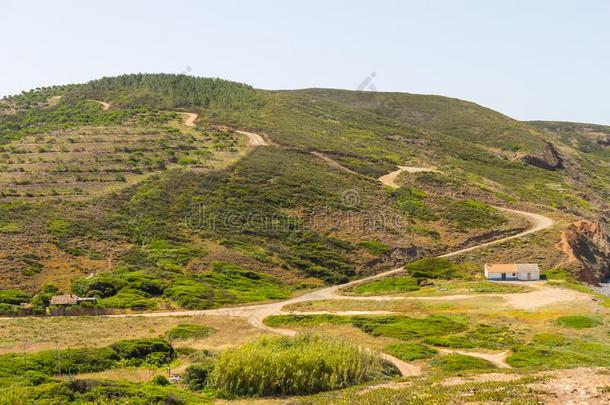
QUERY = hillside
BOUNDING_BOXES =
[0,74,609,403]
[1,74,609,298]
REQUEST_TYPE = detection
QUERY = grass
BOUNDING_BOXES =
[507,333,610,369]
[208,334,391,397]
[351,315,467,340]
[165,324,216,340]
[346,276,420,296]
[384,343,437,361]
[424,323,521,350]
[298,376,542,404]
[555,315,603,329]
[430,354,497,372]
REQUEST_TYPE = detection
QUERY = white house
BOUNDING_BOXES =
[484,263,540,281]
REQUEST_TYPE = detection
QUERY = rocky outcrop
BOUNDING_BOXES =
[559,219,610,284]
[365,245,429,274]
[521,142,564,170]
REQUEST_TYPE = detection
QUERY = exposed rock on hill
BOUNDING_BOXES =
[521,142,564,171]
[559,219,610,284]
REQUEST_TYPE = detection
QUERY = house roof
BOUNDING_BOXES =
[486,263,517,273]
[486,263,540,273]
[50,294,80,305]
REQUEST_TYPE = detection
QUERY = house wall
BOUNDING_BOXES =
[486,272,518,280]
[516,271,540,281]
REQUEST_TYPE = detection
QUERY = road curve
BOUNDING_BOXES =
[235,130,267,146]
[378,165,439,188]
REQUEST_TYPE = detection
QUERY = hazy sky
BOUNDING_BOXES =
[1,0,609,124]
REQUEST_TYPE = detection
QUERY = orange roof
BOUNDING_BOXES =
[486,263,518,273]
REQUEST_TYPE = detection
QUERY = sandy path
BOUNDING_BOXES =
[180,112,198,127]
[378,165,439,188]
[235,130,267,146]
[90,100,111,111]
[310,152,359,175]
[437,348,511,368]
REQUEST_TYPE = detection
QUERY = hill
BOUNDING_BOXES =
[0,74,609,404]
[0,74,608,303]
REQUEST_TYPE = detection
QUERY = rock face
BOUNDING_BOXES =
[522,142,564,170]
[559,219,610,284]
[365,245,428,274]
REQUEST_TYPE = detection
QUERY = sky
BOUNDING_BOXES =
[1,0,609,124]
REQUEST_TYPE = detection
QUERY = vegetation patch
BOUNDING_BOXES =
[430,354,496,372]
[165,324,215,340]
[346,276,419,296]
[384,343,437,361]
[405,257,466,280]
[358,240,390,255]
[208,334,391,397]
[297,376,542,404]
[440,199,506,230]
[352,315,467,340]
[424,323,522,350]
[264,314,351,327]
[555,315,602,329]
[507,334,610,369]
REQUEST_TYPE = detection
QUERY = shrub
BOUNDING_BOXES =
[384,343,437,361]
[184,363,214,390]
[111,338,175,364]
[431,354,496,372]
[358,240,390,255]
[208,334,388,396]
[405,257,463,280]
[165,324,215,340]
[0,289,31,305]
[264,314,351,327]
[152,375,170,386]
[555,315,602,329]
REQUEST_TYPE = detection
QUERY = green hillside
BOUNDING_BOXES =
[0,74,608,308]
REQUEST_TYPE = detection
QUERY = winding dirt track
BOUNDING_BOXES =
[378,165,439,188]
[180,112,198,127]
[90,100,111,111]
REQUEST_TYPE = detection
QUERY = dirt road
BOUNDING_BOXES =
[91,100,111,111]
[378,165,439,188]
[235,130,267,146]
[180,112,198,127]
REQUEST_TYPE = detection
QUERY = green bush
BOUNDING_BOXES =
[165,324,215,340]
[405,257,464,280]
[263,314,351,327]
[384,343,437,361]
[348,276,419,295]
[555,315,602,329]
[0,289,30,305]
[208,334,389,396]
[185,363,214,390]
[431,354,496,372]
[358,240,390,255]
[151,375,170,386]
[110,338,174,364]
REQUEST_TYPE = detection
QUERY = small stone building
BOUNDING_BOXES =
[484,263,540,281]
